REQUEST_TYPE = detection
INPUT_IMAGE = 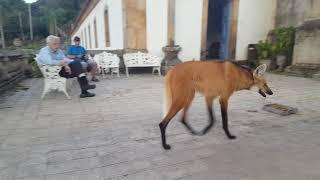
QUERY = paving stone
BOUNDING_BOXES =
[0,74,319,179]
[0,167,16,180]
[16,163,46,178]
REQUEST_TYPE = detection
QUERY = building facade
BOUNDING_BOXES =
[70,0,277,61]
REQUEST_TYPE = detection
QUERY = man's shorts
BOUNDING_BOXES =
[80,59,97,72]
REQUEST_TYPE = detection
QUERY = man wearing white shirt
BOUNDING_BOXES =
[38,35,96,98]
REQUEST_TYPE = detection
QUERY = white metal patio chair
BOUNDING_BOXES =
[35,56,71,99]
[94,52,120,78]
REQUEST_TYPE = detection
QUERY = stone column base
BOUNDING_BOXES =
[161,65,176,75]
[161,45,182,75]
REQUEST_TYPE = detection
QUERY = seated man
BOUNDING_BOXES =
[38,35,96,98]
[67,36,99,82]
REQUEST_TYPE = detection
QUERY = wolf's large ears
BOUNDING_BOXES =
[253,64,267,77]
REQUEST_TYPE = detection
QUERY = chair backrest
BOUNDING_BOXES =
[123,51,161,66]
[40,66,63,79]
[34,55,45,74]
[34,54,41,66]
[34,55,62,79]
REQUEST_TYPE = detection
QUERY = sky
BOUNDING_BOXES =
[24,0,38,3]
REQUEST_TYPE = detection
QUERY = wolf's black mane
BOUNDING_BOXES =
[207,59,253,73]
[229,61,253,73]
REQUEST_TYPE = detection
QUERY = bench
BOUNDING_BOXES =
[35,55,71,99]
[123,52,162,77]
[93,52,120,78]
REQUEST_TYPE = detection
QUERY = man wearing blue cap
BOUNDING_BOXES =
[67,36,99,82]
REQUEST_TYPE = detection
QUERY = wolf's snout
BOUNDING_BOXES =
[259,89,266,97]
[267,90,273,95]
[266,87,273,95]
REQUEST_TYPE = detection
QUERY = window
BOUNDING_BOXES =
[104,9,110,47]
[84,28,88,49]
[88,25,92,49]
[81,31,84,46]
[94,18,98,48]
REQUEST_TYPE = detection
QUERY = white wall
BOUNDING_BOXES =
[73,0,203,60]
[146,0,168,58]
[175,0,203,61]
[235,0,277,60]
[72,0,124,50]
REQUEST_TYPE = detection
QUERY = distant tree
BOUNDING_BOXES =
[32,0,86,37]
[0,0,85,48]
[48,11,57,35]
[0,0,27,48]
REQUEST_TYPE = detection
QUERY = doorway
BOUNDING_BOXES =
[124,0,147,50]
[206,0,231,60]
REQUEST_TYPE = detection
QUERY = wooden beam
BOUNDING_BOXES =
[200,0,209,59]
[122,0,128,49]
[228,0,239,60]
[167,0,176,45]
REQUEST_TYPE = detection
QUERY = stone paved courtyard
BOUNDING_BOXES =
[0,73,320,180]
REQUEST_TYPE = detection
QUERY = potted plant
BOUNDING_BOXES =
[271,27,295,71]
[256,40,274,70]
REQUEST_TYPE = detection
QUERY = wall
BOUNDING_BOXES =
[275,0,320,28]
[146,0,168,58]
[276,0,320,65]
[72,0,124,50]
[175,0,203,61]
[274,0,320,28]
[147,0,203,60]
[275,0,306,28]
[72,0,203,61]
[305,0,320,21]
[293,26,320,65]
[235,0,277,60]
[0,50,32,92]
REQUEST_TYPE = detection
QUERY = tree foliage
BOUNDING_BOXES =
[0,0,27,46]
[0,0,85,47]
[32,0,85,37]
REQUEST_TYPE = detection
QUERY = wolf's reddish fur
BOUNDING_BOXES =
[159,60,273,150]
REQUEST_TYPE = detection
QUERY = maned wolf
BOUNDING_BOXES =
[159,61,273,150]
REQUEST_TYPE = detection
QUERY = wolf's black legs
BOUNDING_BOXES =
[159,122,171,149]
[181,117,200,135]
[201,106,216,135]
[220,97,236,139]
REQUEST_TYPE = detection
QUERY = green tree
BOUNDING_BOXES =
[0,0,86,48]
[0,0,26,48]
[32,0,85,37]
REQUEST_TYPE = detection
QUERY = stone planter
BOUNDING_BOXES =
[161,45,182,74]
[276,55,287,71]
